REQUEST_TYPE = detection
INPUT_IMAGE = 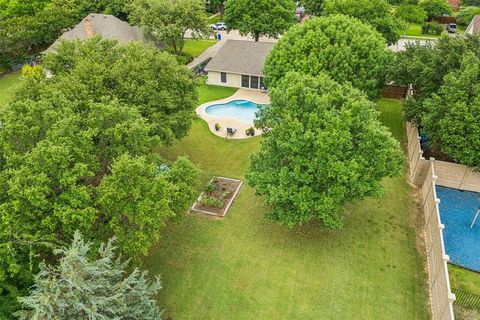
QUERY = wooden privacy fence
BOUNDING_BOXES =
[452,288,480,311]
[422,162,456,320]
[406,122,429,185]
[383,85,408,99]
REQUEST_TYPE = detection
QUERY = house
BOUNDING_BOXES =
[447,0,460,11]
[466,15,480,35]
[204,40,274,90]
[44,13,151,53]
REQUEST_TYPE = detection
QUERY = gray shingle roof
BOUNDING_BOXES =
[44,13,148,53]
[205,40,274,76]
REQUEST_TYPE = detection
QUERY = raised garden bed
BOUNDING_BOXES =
[191,177,243,217]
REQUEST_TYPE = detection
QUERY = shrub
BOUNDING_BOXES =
[429,22,443,35]
[245,127,255,136]
[174,52,194,65]
[421,23,430,34]
[201,195,224,208]
[215,123,221,131]
[205,183,216,193]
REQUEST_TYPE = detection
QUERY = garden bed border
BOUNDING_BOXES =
[191,176,243,217]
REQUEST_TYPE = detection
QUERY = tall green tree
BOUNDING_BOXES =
[299,0,323,16]
[323,0,404,45]
[387,34,480,124]
[264,15,390,99]
[15,231,162,320]
[42,37,198,142]
[224,0,296,41]
[247,72,403,228]
[422,53,480,167]
[97,154,197,258]
[419,0,451,19]
[129,0,211,55]
[0,38,199,315]
[395,4,427,29]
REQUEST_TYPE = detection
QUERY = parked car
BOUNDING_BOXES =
[211,22,227,31]
[446,23,457,33]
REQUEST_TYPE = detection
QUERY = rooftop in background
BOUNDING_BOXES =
[204,40,275,77]
[44,13,150,53]
[466,15,480,35]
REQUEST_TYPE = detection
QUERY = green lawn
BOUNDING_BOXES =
[0,71,21,107]
[144,93,429,319]
[449,264,480,294]
[183,39,218,58]
[208,14,223,24]
[197,76,237,104]
[403,23,465,38]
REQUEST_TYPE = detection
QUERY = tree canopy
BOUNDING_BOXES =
[323,0,404,45]
[264,15,390,99]
[224,0,296,41]
[419,0,451,19]
[247,72,403,228]
[0,38,198,315]
[387,34,480,124]
[0,0,133,66]
[395,4,427,25]
[15,231,162,319]
[130,0,211,55]
[300,0,324,16]
[422,53,480,167]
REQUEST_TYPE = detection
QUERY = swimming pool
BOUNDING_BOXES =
[436,186,480,271]
[205,100,264,123]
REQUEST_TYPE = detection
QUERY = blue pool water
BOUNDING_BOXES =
[205,100,264,123]
[436,186,480,271]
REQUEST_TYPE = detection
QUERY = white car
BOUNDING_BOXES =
[211,22,227,31]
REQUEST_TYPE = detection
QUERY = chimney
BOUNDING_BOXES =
[84,18,95,38]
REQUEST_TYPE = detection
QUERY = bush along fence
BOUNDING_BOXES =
[452,288,480,311]
[421,161,456,320]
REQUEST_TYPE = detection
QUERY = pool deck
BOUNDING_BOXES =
[196,89,270,139]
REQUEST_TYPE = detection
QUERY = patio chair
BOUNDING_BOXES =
[226,127,237,138]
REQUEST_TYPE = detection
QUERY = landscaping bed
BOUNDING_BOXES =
[192,177,242,217]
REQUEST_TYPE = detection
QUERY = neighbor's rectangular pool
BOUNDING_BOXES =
[436,186,480,271]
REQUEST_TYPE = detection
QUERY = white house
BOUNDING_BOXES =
[204,40,274,90]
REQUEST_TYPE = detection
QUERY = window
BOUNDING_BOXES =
[220,72,227,83]
[260,77,265,90]
[250,76,259,89]
[241,75,249,88]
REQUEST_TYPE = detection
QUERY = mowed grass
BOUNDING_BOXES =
[197,76,237,104]
[0,71,22,107]
[183,39,218,58]
[144,94,430,319]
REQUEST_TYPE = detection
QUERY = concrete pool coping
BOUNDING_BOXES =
[196,89,270,139]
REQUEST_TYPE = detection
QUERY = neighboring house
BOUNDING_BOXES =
[447,0,460,11]
[44,13,152,53]
[204,40,274,90]
[466,15,480,35]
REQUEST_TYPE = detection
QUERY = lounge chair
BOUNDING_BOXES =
[226,127,237,137]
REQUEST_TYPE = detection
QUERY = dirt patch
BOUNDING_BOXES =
[191,177,243,217]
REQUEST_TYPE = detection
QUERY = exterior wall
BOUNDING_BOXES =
[207,71,241,88]
[207,71,264,90]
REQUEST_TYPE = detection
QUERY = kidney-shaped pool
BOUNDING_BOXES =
[205,99,265,124]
